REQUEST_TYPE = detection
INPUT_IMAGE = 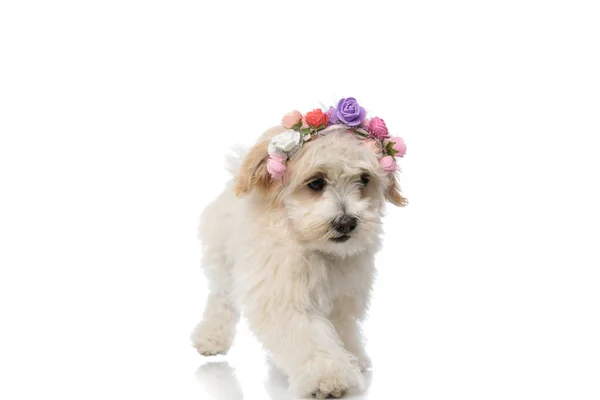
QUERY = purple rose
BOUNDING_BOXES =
[335,97,366,127]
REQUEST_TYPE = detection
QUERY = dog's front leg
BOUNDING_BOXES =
[245,303,364,398]
[330,311,372,372]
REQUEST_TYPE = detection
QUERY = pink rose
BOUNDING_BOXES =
[269,153,286,162]
[281,110,302,129]
[267,156,286,180]
[367,117,389,139]
[380,155,397,173]
[362,139,383,158]
[390,136,406,157]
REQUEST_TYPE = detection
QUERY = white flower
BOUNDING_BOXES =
[267,142,281,157]
[271,129,301,153]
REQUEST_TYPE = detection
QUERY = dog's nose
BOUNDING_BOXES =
[333,216,357,234]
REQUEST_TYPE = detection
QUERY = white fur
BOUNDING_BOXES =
[191,128,402,398]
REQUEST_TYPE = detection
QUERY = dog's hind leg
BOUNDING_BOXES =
[191,248,239,356]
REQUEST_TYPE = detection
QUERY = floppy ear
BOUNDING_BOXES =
[385,173,408,207]
[234,139,273,196]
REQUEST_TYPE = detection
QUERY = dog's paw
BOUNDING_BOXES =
[190,325,232,356]
[292,353,364,398]
[192,338,229,356]
[311,375,352,399]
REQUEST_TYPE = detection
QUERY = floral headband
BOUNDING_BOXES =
[266,97,407,180]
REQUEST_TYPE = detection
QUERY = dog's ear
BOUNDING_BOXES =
[234,139,273,196]
[385,173,408,207]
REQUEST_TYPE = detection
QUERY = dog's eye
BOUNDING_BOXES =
[308,178,326,191]
[360,174,370,187]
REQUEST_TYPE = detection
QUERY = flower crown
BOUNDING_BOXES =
[266,97,407,180]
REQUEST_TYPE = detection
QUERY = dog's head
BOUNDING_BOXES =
[234,125,407,257]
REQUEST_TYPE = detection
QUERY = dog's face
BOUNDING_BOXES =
[235,126,407,258]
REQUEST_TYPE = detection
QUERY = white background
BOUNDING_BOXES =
[1,1,599,399]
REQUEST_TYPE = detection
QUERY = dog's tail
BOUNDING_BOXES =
[224,145,248,178]
[224,126,285,178]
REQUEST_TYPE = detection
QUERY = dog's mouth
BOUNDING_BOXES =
[330,235,351,243]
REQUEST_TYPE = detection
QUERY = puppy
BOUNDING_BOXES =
[191,102,407,398]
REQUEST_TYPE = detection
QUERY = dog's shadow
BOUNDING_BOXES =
[195,360,372,399]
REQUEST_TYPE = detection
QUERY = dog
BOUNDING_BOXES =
[191,100,407,398]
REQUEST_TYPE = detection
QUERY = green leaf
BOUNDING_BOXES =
[316,124,325,130]
[291,121,303,131]
[386,141,398,156]
[300,128,312,135]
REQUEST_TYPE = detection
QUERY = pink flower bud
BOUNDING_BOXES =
[267,157,286,180]
[390,137,406,157]
[380,155,397,173]
[281,110,302,129]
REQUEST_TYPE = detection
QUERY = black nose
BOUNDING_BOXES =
[333,216,358,234]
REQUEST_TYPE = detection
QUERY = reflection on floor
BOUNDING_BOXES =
[196,360,373,400]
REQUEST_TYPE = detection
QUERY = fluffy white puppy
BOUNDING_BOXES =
[191,124,406,398]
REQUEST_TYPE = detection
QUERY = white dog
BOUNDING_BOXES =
[191,102,407,398]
